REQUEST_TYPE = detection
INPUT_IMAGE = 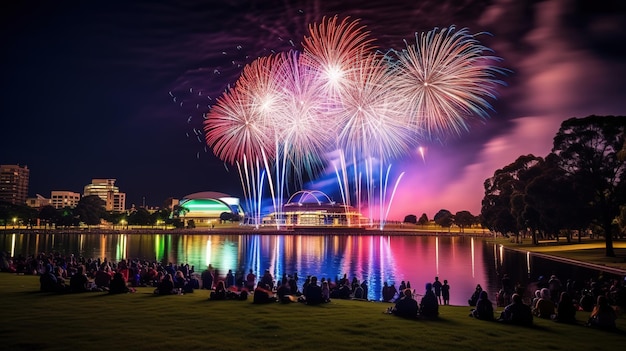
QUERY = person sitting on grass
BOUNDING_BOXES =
[39,263,57,292]
[419,283,439,319]
[468,284,482,306]
[303,276,323,305]
[69,265,91,293]
[498,293,533,325]
[586,295,616,330]
[155,273,175,295]
[109,272,133,294]
[253,282,277,304]
[392,289,418,318]
[553,291,576,324]
[209,280,227,300]
[532,288,555,319]
[470,290,494,321]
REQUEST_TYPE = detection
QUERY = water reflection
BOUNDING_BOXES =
[1,232,622,305]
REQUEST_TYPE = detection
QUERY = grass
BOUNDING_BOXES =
[1,274,625,351]
[493,238,626,271]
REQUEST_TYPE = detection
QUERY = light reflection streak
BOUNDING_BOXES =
[470,237,475,278]
[526,251,531,276]
[100,235,106,261]
[205,239,212,267]
[435,236,439,275]
[10,233,15,258]
[499,244,504,265]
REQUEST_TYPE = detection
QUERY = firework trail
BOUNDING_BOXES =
[203,18,506,228]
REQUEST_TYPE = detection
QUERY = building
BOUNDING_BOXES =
[51,191,81,209]
[176,191,243,227]
[264,190,367,227]
[26,194,52,209]
[83,178,126,212]
[0,164,30,205]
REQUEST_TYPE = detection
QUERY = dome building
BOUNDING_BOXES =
[177,191,244,227]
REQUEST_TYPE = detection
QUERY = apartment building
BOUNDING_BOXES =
[0,164,30,205]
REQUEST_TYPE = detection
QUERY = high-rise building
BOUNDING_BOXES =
[83,178,126,212]
[0,164,30,205]
[51,191,81,209]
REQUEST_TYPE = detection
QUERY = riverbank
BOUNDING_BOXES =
[0,223,492,236]
[1,273,624,351]
[492,237,626,275]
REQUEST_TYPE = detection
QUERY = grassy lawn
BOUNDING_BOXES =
[492,238,626,271]
[1,274,624,351]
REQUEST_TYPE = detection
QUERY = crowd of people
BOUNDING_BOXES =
[1,250,623,330]
[466,273,622,330]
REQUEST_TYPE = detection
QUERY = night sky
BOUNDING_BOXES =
[2,0,625,219]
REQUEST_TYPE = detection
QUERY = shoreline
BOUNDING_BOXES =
[0,226,493,236]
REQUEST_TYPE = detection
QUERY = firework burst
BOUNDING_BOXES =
[392,25,506,137]
[202,18,507,227]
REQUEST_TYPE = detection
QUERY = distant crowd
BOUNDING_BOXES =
[1,250,623,330]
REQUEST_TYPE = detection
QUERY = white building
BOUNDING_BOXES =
[83,179,126,212]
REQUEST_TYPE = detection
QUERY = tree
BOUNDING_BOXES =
[433,209,454,230]
[74,195,106,227]
[417,213,429,226]
[454,211,475,233]
[38,205,59,229]
[481,154,543,239]
[403,214,417,224]
[128,208,152,226]
[552,115,626,257]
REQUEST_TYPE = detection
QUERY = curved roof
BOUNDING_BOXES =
[183,191,236,200]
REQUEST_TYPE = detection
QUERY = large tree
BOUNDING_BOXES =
[454,211,476,233]
[552,115,626,257]
[74,195,106,227]
[433,209,454,230]
[481,154,542,239]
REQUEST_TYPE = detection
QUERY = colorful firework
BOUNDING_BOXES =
[203,18,506,228]
[392,25,507,137]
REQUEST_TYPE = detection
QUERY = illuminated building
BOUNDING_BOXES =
[177,191,244,227]
[265,190,367,227]
[51,191,81,209]
[83,178,126,211]
[26,194,52,209]
[0,164,30,205]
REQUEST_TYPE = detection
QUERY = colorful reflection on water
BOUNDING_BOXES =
[1,232,491,305]
[2,232,619,305]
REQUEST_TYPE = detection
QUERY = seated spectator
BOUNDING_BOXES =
[419,283,439,319]
[304,276,323,305]
[392,289,418,318]
[586,295,616,330]
[533,288,555,319]
[553,291,576,324]
[69,265,91,293]
[109,272,131,294]
[253,282,276,304]
[94,265,112,290]
[155,273,175,295]
[470,290,494,321]
[498,293,533,325]
[39,264,57,292]
[468,284,483,306]
[321,280,331,303]
[210,280,227,300]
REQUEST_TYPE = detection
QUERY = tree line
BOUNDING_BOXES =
[480,115,625,257]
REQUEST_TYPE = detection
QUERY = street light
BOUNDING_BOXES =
[12,217,17,229]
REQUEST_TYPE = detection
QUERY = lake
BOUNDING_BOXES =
[1,231,622,305]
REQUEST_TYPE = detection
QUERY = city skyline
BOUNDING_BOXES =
[2,1,625,219]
